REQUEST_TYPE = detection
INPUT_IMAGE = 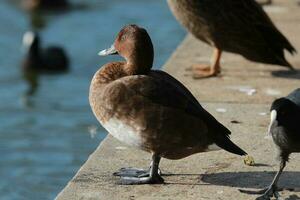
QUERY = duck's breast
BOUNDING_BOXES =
[102,117,143,148]
[89,77,146,149]
[89,72,213,157]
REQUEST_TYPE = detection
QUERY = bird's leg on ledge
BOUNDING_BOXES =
[240,160,286,200]
[255,160,286,200]
[192,48,222,79]
[113,154,164,185]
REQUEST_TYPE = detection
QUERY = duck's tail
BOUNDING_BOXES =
[276,50,296,71]
[257,24,297,70]
[214,134,247,156]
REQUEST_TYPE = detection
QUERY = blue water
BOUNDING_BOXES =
[0,0,185,199]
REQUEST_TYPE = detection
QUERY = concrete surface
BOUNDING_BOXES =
[56,1,300,199]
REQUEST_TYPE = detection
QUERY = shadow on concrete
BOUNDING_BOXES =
[286,195,300,200]
[272,69,300,79]
[201,171,300,189]
[252,163,272,167]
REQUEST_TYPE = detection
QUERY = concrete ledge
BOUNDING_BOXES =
[56,103,300,200]
[56,1,300,199]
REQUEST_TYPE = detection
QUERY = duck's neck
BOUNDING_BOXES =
[125,56,153,75]
[92,57,153,87]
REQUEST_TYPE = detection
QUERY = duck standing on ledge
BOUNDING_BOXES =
[89,25,248,185]
[167,0,296,78]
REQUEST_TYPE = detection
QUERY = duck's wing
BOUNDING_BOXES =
[134,70,228,131]
[204,0,296,67]
[147,70,226,128]
[117,70,246,155]
[103,70,246,156]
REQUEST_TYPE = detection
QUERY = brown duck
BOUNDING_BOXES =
[167,0,296,78]
[89,25,247,184]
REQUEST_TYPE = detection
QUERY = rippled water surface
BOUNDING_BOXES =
[0,0,185,199]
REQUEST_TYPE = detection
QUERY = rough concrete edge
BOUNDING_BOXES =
[55,136,110,199]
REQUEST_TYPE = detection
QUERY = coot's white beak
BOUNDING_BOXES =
[267,110,278,136]
[22,31,35,52]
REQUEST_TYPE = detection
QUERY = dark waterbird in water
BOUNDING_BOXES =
[167,0,296,78]
[22,0,69,11]
[22,31,69,74]
[89,24,248,185]
[241,88,300,200]
[22,31,69,95]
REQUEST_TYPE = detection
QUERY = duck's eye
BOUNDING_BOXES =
[120,35,127,42]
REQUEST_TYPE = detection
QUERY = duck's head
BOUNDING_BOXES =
[22,31,40,54]
[99,24,154,74]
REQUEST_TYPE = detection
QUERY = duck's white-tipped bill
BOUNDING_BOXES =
[98,45,117,56]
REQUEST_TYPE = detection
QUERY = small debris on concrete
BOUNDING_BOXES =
[265,88,281,96]
[227,86,256,96]
[231,120,242,124]
[217,190,224,194]
[259,112,268,116]
[216,108,227,113]
[244,155,255,166]
[116,146,127,150]
[243,88,256,96]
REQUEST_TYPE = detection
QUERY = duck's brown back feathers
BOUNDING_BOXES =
[90,69,247,159]
[167,0,296,68]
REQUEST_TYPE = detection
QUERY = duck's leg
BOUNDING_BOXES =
[114,154,164,185]
[192,48,222,79]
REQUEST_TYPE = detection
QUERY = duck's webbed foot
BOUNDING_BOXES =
[192,65,220,79]
[189,64,220,79]
[189,64,211,72]
[114,167,162,178]
[113,154,164,185]
[117,173,164,185]
[113,167,150,178]
[188,48,222,79]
